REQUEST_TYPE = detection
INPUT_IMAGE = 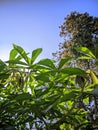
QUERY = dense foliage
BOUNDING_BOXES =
[0,44,98,130]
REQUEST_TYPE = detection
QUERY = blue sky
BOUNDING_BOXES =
[0,0,98,61]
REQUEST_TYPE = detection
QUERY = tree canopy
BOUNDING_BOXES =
[55,12,98,63]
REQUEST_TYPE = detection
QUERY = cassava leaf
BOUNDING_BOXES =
[58,57,72,69]
[0,59,7,71]
[13,44,30,64]
[60,67,86,75]
[38,58,56,69]
[31,48,42,64]
[77,56,93,60]
[75,47,96,59]
[6,60,28,66]
[9,49,18,60]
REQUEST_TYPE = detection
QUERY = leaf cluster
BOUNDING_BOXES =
[0,44,98,130]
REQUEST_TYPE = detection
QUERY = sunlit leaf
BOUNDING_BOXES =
[75,47,96,59]
[9,49,18,60]
[10,49,23,61]
[13,44,30,64]
[31,48,42,64]
[77,56,93,60]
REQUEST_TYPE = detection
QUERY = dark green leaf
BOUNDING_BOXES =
[6,60,27,66]
[0,73,9,80]
[35,73,50,82]
[5,126,16,130]
[61,90,79,101]
[60,67,86,75]
[38,58,56,69]
[0,60,7,71]
[95,44,98,59]
[58,57,72,69]
[9,93,32,101]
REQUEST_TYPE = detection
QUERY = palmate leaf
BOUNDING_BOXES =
[75,47,96,59]
[31,48,42,64]
[13,44,30,65]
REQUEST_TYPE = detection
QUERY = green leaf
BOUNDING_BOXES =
[61,90,79,101]
[96,60,98,66]
[0,73,9,80]
[6,60,28,66]
[58,57,72,69]
[38,58,56,69]
[9,93,32,101]
[0,60,7,71]
[35,72,50,82]
[9,49,22,61]
[60,67,86,75]
[9,49,18,60]
[95,44,98,59]
[78,56,93,60]
[31,48,42,64]
[44,98,59,113]
[4,126,16,130]
[75,47,96,59]
[13,44,30,64]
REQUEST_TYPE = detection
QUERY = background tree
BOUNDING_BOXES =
[54,11,98,68]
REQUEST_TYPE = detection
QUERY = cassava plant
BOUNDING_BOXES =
[0,44,98,130]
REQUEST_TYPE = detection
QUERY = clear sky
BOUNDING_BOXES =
[0,0,98,61]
